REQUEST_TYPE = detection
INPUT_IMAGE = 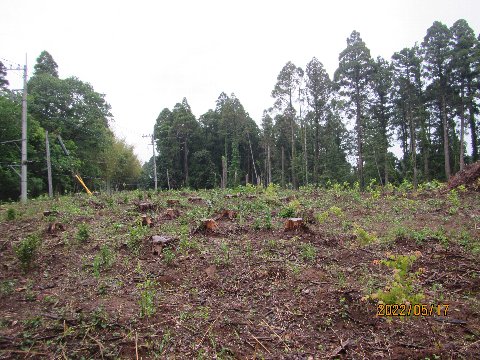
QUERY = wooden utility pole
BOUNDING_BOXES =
[143,134,157,191]
[46,131,53,197]
[20,58,28,203]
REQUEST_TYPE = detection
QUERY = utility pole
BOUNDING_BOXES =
[3,56,28,202]
[46,131,53,197]
[143,134,157,191]
[19,58,28,203]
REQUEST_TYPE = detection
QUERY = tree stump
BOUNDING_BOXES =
[224,193,239,199]
[47,222,66,234]
[188,196,203,203]
[151,235,177,255]
[138,202,155,212]
[141,214,154,227]
[43,210,59,217]
[284,218,305,231]
[167,199,180,206]
[216,209,237,220]
[165,208,180,220]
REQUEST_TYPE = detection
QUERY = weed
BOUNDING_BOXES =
[6,208,16,221]
[163,247,176,265]
[138,279,157,317]
[215,242,231,265]
[92,244,115,277]
[354,226,377,245]
[447,189,460,215]
[300,243,317,262]
[14,234,41,272]
[372,253,424,307]
[76,223,90,243]
[128,225,148,255]
[279,200,300,218]
[90,306,109,329]
[0,279,16,296]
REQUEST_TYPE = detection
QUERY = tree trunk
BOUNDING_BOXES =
[291,114,296,189]
[441,94,451,179]
[184,140,189,186]
[469,102,478,162]
[314,114,320,185]
[221,156,227,189]
[267,145,272,185]
[281,146,285,188]
[355,88,364,189]
[459,86,465,171]
[409,108,417,190]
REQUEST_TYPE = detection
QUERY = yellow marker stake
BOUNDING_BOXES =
[75,174,92,195]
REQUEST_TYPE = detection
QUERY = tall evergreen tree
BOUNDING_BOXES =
[271,61,304,188]
[422,21,453,179]
[334,30,374,188]
[305,57,331,184]
[0,61,9,89]
[450,19,479,167]
[33,51,59,78]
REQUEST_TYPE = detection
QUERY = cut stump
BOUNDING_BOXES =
[141,214,154,227]
[216,209,237,220]
[167,199,180,206]
[165,208,181,220]
[284,218,305,231]
[138,202,155,212]
[47,222,66,234]
[151,235,177,255]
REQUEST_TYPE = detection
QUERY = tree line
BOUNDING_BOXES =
[0,51,141,201]
[148,19,480,190]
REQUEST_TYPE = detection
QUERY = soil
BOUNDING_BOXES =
[0,186,479,359]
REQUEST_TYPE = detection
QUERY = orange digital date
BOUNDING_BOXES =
[376,303,449,317]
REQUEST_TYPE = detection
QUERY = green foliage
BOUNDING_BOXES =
[128,225,148,255]
[354,226,377,245]
[373,254,424,306]
[92,245,115,278]
[14,234,41,272]
[279,199,300,218]
[76,223,90,243]
[138,279,157,318]
[163,247,176,265]
[300,243,317,262]
[5,208,16,221]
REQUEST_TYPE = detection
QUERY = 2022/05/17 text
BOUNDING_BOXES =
[377,303,449,317]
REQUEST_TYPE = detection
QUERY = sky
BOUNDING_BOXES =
[2,0,480,163]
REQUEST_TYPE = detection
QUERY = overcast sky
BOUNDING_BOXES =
[2,0,480,163]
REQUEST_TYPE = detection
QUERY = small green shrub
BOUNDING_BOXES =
[279,199,300,218]
[163,247,176,265]
[76,223,90,243]
[15,234,41,272]
[354,226,377,245]
[128,225,148,255]
[300,243,317,262]
[92,245,115,277]
[138,279,157,317]
[372,253,424,307]
[6,208,16,221]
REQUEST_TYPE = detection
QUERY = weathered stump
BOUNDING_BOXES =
[167,199,180,206]
[47,222,66,234]
[151,235,177,255]
[141,214,154,227]
[216,209,237,220]
[188,196,203,203]
[165,208,181,220]
[138,202,155,212]
[284,218,305,231]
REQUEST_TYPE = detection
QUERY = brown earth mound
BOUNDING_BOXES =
[448,161,480,191]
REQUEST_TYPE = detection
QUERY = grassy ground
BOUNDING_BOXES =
[0,183,479,359]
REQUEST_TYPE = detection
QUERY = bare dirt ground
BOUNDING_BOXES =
[0,183,479,359]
